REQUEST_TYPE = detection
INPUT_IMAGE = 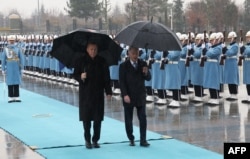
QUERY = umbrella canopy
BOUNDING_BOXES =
[114,21,182,51]
[50,28,122,68]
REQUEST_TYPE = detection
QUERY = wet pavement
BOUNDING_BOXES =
[0,72,250,158]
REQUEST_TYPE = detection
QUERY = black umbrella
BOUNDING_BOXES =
[114,20,182,51]
[50,28,122,68]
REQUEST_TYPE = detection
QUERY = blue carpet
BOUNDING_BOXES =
[0,83,223,159]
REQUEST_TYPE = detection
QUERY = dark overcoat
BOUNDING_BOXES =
[73,54,112,121]
[119,59,151,107]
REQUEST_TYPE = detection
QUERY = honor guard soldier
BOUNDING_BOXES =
[1,35,24,103]
[151,50,167,104]
[145,49,155,102]
[202,33,221,105]
[239,31,250,103]
[179,34,190,100]
[217,32,225,93]
[222,31,239,101]
[190,33,205,103]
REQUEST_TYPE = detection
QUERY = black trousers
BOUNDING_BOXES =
[157,89,166,99]
[146,86,153,96]
[172,89,181,101]
[194,85,203,97]
[124,105,147,142]
[228,84,238,94]
[209,88,219,99]
[111,80,120,89]
[181,86,188,95]
[8,85,19,97]
[83,121,101,143]
[246,84,250,95]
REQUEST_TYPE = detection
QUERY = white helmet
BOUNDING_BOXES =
[245,31,250,37]
[190,32,195,39]
[7,35,15,41]
[176,32,182,40]
[227,31,237,38]
[195,33,203,40]
[216,32,224,39]
[180,34,188,41]
[209,33,218,40]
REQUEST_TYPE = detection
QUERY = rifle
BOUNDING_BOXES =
[148,50,156,69]
[160,51,169,70]
[219,31,226,65]
[185,32,192,67]
[238,29,244,66]
[200,30,207,67]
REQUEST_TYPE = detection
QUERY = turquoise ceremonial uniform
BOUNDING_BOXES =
[27,42,33,69]
[190,44,203,86]
[179,44,189,86]
[144,49,153,87]
[164,50,181,89]
[109,47,127,80]
[151,51,165,89]
[223,42,239,85]
[218,43,224,84]
[203,44,221,90]
[243,43,250,84]
[2,44,24,85]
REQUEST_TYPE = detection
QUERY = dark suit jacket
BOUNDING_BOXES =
[73,54,112,121]
[119,59,151,107]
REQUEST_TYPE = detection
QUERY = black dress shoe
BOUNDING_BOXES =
[92,142,100,148]
[129,140,135,146]
[242,100,250,104]
[85,141,92,149]
[140,141,150,147]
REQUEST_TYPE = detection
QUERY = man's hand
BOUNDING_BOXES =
[81,72,87,80]
[142,66,148,75]
[124,95,131,104]
[106,95,112,100]
[239,42,244,48]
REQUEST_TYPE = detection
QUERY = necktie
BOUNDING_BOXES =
[133,62,137,69]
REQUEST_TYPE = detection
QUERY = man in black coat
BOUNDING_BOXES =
[119,46,151,147]
[73,41,112,149]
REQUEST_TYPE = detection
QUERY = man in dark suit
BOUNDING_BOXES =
[73,41,112,149]
[119,46,151,147]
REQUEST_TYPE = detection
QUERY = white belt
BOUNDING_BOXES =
[193,58,201,62]
[154,60,161,63]
[227,56,237,59]
[207,59,218,62]
[168,61,178,64]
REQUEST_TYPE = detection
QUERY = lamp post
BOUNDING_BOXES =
[37,0,40,31]
[168,3,173,30]
[170,8,173,30]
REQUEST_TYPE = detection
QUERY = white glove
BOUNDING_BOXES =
[187,44,192,50]
[201,43,205,49]
[207,43,212,48]
[221,43,226,48]
[239,42,243,47]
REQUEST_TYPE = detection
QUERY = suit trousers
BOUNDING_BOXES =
[83,121,101,143]
[8,85,19,97]
[124,105,147,142]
